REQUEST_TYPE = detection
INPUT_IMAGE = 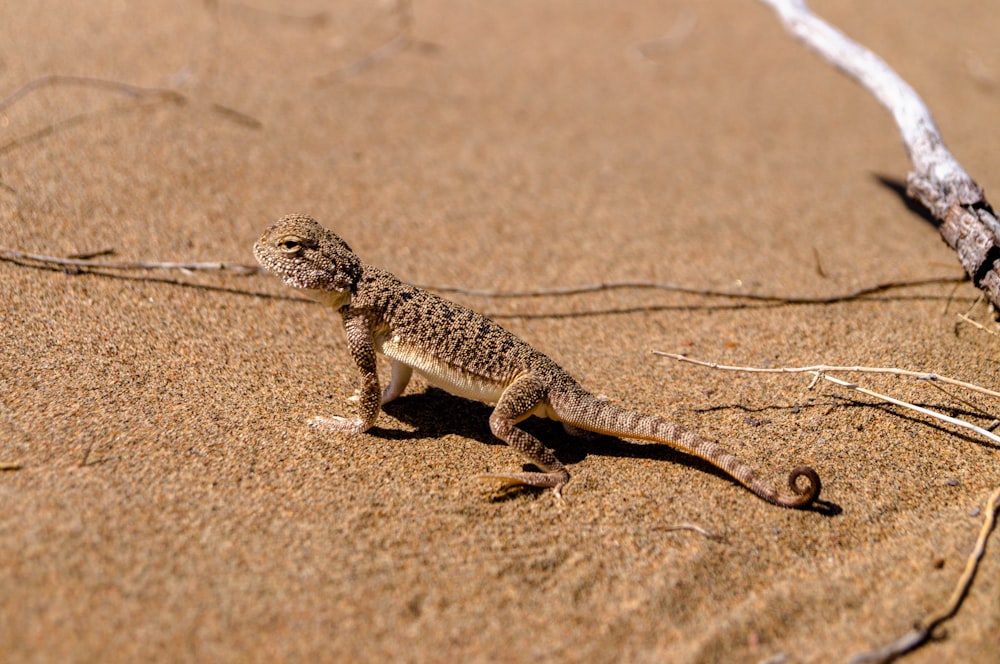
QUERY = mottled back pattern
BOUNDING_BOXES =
[354,267,560,386]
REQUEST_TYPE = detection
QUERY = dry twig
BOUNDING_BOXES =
[424,276,963,303]
[956,312,1000,336]
[0,246,262,275]
[849,486,1000,663]
[319,0,416,81]
[0,74,182,113]
[0,246,966,309]
[759,0,1000,310]
[0,74,261,152]
[656,523,724,542]
[652,353,1000,401]
[655,352,1000,446]
[657,351,1000,659]
[631,12,698,61]
[819,374,1000,447]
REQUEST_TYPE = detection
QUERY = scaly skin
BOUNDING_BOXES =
[254,214,821,508]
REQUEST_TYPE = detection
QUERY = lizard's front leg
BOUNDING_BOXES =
[309,312,381,434]
[348,359,412,405]
[480,374,571,497]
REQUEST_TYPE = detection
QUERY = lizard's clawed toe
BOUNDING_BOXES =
[477,471,569,498]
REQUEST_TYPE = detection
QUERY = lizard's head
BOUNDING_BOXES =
[254,214,362,303]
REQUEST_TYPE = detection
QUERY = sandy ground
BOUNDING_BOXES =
[2,1,999,661]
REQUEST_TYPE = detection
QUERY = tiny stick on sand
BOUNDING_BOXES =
[850,486,1000,663]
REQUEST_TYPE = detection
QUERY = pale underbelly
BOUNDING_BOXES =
[378,337,508,404]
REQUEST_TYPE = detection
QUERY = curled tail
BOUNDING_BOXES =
[553,390,821,508]
[686,433,820,508]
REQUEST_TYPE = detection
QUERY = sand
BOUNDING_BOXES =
[2,1,999,661]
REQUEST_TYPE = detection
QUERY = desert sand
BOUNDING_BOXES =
[2,1,998,662]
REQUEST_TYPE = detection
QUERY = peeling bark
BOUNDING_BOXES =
[758,0,1000,309]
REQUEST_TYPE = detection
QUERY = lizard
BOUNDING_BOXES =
[254,214,821,508]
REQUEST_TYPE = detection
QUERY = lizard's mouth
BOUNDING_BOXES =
[301,285,352,309]
[254,246,348,298]
[252,240,288,280]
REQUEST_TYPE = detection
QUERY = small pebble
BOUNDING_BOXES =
[946,479,959,487]
[970,508,981,518]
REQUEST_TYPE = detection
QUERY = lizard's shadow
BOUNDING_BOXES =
[378,389,500,444]
[382,388,841,515]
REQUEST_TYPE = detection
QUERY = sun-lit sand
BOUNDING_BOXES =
[2,1,998,661]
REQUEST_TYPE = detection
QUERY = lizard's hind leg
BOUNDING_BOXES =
[479,375,571,497]
[382,360,413,404]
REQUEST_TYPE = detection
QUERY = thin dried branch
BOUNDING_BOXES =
[0,74,183,113]
[0,103,165,157]
[0,246,263,275]
[920,382,999,428]
[653,353,1000,401]
[848,486,1000,664]
[953,296,1000,336]
[758,0,1000,309]
[957,313,1000,336]
[423,276,963,303]
[0,246,965,307]
[656,523,724,542]
[819,373,1000,447]
[318,0,415,81]
[340,31,411,78]
[631,12,698,62]
[0,74,262,147]
[657,350,1000,658]
[659,353,1000,446]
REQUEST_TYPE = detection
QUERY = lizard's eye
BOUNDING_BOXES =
[278,237,302,253]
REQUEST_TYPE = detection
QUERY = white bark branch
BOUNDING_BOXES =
[758,0,1000,309]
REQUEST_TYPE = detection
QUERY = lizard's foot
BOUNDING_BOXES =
[478,470,570,499]
[308,415,367,434]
